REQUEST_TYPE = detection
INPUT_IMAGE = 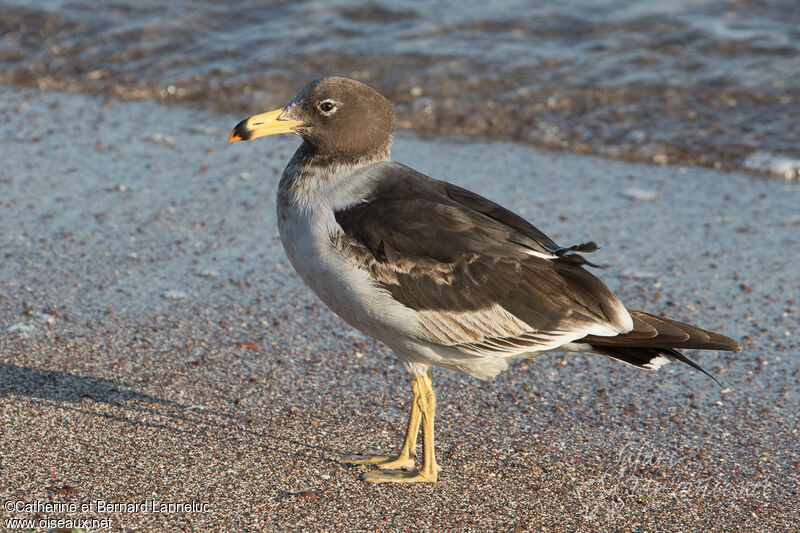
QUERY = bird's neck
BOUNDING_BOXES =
[289,141,391,173]
[279,142,391,211]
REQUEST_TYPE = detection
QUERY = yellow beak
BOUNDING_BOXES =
[228,108,304,143]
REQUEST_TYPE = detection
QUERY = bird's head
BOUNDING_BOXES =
[229,77,394,161]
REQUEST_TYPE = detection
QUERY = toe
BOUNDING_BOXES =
[339,453,393,465]
[363,468,437,484]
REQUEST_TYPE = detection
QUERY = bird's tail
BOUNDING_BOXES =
[585,309,742,385]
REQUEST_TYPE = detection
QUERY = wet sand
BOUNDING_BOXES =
[1,88,798,532]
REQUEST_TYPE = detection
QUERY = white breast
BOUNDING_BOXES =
[276,185,419,345]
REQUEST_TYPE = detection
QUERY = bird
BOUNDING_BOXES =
[229,76,741,483]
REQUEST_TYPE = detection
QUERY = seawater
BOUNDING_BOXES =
[1,0,798,177]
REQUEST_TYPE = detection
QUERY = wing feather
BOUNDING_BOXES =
[334,162,632,357]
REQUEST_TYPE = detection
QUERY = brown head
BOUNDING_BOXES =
[229,77,394,162]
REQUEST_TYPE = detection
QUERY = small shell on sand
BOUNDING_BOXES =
[6,323,38,336]
[622,188,659,201]
[619,269,658,280]
[162,290,189,300]
[145,133,176,146]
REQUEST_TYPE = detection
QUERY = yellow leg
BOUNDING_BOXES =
[363,371,439,483]
[339,377,421,470]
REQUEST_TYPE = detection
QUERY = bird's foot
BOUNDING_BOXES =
[363,466,438,484]
[339,453,416,470]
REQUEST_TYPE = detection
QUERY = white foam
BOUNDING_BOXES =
[744,151,800,180]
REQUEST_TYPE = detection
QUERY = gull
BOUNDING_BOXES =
[229,77,741,483]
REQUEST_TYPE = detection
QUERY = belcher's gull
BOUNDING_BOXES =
[229,77,741,483]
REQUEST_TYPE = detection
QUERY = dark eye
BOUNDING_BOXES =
[318,101,336,113]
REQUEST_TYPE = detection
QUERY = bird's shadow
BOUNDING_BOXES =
[0,362,338,464]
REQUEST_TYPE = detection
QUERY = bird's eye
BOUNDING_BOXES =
[318,101,337,113]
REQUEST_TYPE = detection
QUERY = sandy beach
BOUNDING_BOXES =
[1,88,798,532]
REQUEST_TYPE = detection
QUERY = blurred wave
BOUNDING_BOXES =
[1,0,798,177]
